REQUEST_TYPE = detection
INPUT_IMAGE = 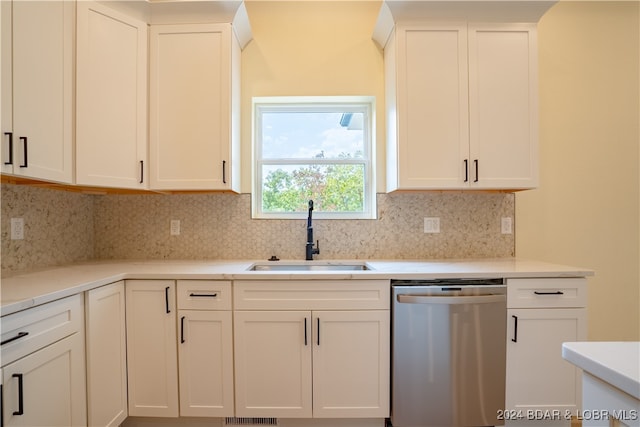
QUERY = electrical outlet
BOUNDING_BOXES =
[11,218,24,240]
[170,220,181,236]
[424,217,440,234]
[501,217,513,234]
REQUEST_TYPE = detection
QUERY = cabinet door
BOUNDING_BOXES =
[149,23,235,191]
[312,310,390,418]
[2,333,86,426]
[506,308,586,420]
[1,1,12,175]
[86,282,127,427]
[76,1,147,189]
[393,24,469,190]
[468,24,538,189]
[126,280,179,417]
[178,310,234,417]
[234,310,312,418]
[10,0,73,183]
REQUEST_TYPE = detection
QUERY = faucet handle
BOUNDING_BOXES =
[314,240,320,255]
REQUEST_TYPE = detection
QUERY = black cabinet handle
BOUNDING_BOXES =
[511,315,518,343]
[180,316,186,344]
[463,159,468,183]
[474,159,479,182]
[317,318,320,346]
[189,293,217,298]
[1,332,29,346]
[165,286,171,314]
[19,137,27,168]
[139,160,144,184]
[4,132,13,165]
[222,160,227,184]
[12,373,23,416]
[304,318,308,346]
[534,291,564,295]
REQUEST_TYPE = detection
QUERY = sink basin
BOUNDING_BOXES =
[247,262,371,271]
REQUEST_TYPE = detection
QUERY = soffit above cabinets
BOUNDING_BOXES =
[97,0,252,48]
[372,0,557,48]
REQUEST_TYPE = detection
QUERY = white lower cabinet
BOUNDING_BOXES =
[233,280,390,419]
[0,294,86,426]
[177,280,234,417]
[505,278,587,425]
[86,281,128,427]
[125,280,179,418]
[312,310,390,418]
[2,334,86,426]
[234,310,313,418]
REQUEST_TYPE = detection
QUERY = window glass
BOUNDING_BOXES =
[253,97,375,219]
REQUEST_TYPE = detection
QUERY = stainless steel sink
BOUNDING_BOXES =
[247,262,371,271]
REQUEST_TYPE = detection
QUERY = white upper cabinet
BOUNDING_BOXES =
[76,1,148,189]
[149,23,241,191]
[376,1,552,191]
[388,24,470,190]
[468,24,539,189]
[1,0,74,184]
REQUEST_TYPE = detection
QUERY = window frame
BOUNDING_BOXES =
[252,96,376,220]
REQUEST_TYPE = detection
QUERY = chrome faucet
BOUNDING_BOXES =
[306,200,320,260]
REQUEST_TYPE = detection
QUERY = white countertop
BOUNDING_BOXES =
[0,258,593,316]
[563,341,640,400]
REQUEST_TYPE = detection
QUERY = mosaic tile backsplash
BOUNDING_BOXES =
[1,184,515,274]
[1,184,95,273]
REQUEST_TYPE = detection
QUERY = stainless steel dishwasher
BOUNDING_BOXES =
[391,279,507,427]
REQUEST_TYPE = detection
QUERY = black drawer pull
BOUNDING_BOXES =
[1,332,29,346]
[19,137,27,168]
[304,318,308,346]
[4,132,13,165]
[511,315,518,343]
[165,286,171,314]
[189,293,217,298]
[474,159,479,182]
[12,373,23,416]
[534,291,564,295]
[463,159,468,183]
[222,160,227,184]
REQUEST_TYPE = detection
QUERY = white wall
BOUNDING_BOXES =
[516,1,640,341]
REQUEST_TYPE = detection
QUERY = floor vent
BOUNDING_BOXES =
[224,417,279,426]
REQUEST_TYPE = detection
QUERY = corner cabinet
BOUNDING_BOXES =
[75,1,148,189]
[0,0,74,184]
[505,278,588,426]
[85,281,128,427]
[233,280,390,419]
[384,22,538,191]
[149,23,241,191]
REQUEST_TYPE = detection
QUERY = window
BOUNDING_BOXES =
[252,97,376,219]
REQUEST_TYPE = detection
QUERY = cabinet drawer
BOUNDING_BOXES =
[234,280,390,310]
[507,278,587,308]
[1,294,84,366]
[177,280,232,310]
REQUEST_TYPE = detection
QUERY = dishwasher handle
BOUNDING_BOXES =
[397,294,505,305]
